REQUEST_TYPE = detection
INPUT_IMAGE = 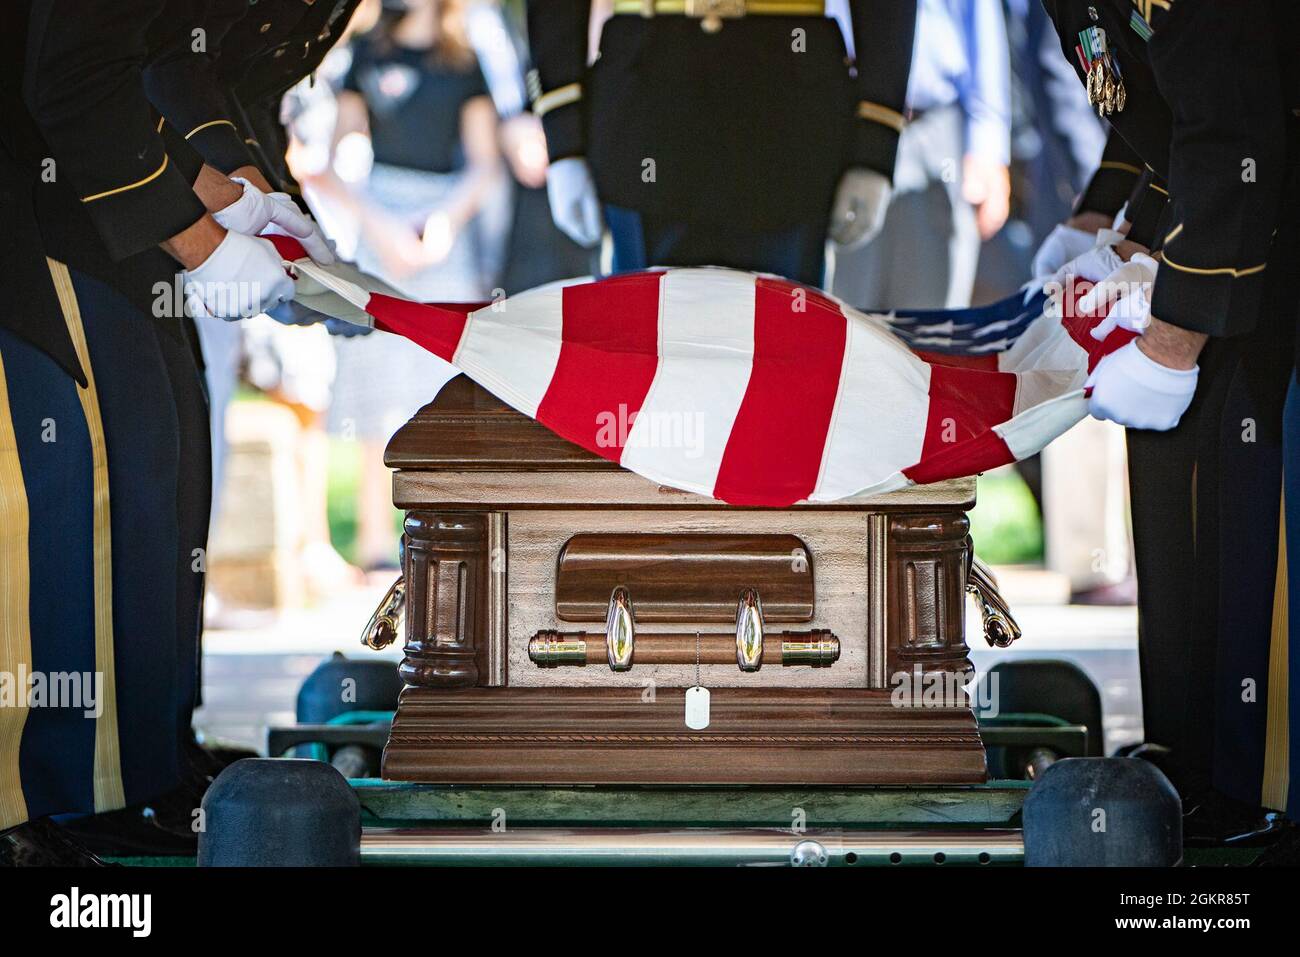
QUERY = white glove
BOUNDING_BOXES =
[1049,227,1127,286]
[545,157,602,248]
[1031,224,1097,280]
[1086,339,1198,431]
[1081,252,1159,341]
[182,231,295,320]
[213,178,336,264]
[830,168,891,249]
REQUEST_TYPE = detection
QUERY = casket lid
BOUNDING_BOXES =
[384,376,976,510]
[385,375,617,472]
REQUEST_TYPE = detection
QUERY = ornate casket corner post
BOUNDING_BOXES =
[399,511,489,688]
[885,512,974,690]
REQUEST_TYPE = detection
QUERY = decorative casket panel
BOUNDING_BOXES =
[376,376,986,785]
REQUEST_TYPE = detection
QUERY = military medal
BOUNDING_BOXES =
[1128,8,1154,42]
[1076,25,1126,116]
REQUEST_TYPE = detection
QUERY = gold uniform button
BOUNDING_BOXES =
[259,22,272,33]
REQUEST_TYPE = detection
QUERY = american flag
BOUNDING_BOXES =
[269,236,1133,507]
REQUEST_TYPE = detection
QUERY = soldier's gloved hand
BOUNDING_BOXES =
[1049,228,1126,285]
[1086,339,1197,431]
[1081,252,1159,341]
[182,231,295,320]
[1031,223,1098,280]
[213,177,336,264]
[830,168,891,249]
[545,157,602,248]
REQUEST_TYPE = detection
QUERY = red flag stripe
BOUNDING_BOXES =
[915,351,1002,371]
[265,234,308,262]
[534,272,663,462]
[902,428,1016,485]
[1058,279,1139,373]
[370,295,475,362]
[712,280,848,506]
[900,360,1019,484]
[917,361,1018,460]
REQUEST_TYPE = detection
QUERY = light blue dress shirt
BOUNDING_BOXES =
[830,0,1012,165]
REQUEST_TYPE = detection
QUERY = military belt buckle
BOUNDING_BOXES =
[684,0,746,33]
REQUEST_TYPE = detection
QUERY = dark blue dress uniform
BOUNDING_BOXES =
[1,0,357,834]
[147,0,361,192]
[1044,0,1300,815]
[207,0,361,193]
[524,0,917,286]
[1,0,217,832]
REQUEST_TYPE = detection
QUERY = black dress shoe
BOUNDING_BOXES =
[58,766,209,858]
[1249,823,1300,865]
[50,735,258,859]
[55,733,257,857]
[1182,790,1281,847]
[0,818,113,867]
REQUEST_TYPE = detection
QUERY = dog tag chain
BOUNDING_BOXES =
[684,632,710,729]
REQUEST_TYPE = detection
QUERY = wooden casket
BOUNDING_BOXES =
[370,376,997,785]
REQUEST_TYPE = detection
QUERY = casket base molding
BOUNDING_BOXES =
[382,686,985,785]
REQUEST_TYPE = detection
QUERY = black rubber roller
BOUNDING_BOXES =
[198,758,361,867]
[1023,757,1182,866]
[296,652,402,724]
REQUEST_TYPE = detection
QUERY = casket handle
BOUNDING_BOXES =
[528,629,839,669]
[965,553,1021,648]
[529,585,838,670]
[606,586,636,672]
[361,576,406,651]
[735,587,765,672]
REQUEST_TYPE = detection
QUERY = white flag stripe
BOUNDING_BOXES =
[1013,368,1088,418]
[620,269,757,497]
[997,305,1083,375]
[995,390,1089,461]
[454,283,565,417]
[811,307,932,502]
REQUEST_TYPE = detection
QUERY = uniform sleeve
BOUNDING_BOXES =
[524,0,592,162]
[1123,165,1169,250]
[1074,128,1143,218]
[845,0,917,180]
[1146,0,1285,338]
[142,0,257,174]
[23,0,208,261]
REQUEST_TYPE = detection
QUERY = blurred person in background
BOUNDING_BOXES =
[976,0,1106,299]
[470,0,591,293]
[830,0,1011,311]
[528,0,917,289]
[308,0,506,569]
[998,0,1131,603]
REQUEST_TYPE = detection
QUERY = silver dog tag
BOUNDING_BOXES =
[685,686,711,730]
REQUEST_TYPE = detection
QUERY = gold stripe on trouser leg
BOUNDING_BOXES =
[1262,490,1290,811]
[46,259,125,813]
[0,351,32,830]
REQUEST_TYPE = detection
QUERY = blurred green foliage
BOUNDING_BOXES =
[326,439,362,565]
[970,469,1044,565]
